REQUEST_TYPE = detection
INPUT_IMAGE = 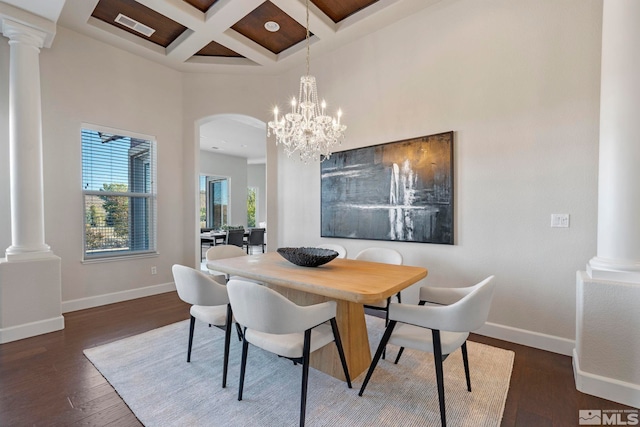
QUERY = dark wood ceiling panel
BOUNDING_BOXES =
[195,41,243,57]
[231,1,306,55]
[182,0,219,13]
[312,0,380,23]
[91,0,187,48]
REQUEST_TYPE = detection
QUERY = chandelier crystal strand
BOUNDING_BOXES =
[267,0,346,163]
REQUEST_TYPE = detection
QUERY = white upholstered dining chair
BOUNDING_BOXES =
[358,276,496,427]
[171,264,235,388]
[316,243,347,259]
[226,279,352,427]
[354,248,403,323]
[205,244,248,283]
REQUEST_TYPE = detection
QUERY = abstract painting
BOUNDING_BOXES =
[321,131,453,244]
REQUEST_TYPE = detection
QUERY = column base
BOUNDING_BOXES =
[573,349,640,409]
[587,257,640,284]
[0,255,64,344]
[575,271,640,408]
[5,243,54,262]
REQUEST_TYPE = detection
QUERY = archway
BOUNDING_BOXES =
[195,114,267,266]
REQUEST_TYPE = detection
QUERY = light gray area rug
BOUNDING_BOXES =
[84,316,514,426]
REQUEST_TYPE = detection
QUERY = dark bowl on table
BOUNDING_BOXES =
[277,247,339,267]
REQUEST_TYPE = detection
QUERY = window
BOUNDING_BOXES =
[82,125,157,260]
[200,175,229,229]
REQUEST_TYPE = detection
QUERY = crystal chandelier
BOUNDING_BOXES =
[267,0,346,163]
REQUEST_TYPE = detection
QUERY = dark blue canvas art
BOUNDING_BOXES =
[321,131,453,244]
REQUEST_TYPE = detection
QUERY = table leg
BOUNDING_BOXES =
[310,300,371,381]
[266,284,372,381]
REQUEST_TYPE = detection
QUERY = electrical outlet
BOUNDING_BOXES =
[551,214,570,228]
[151,266,157,275]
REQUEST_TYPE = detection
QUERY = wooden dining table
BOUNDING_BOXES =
[207,251,428,381]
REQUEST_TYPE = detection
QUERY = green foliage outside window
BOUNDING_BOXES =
[86,204,105,227]
[99,183,129,238]
[200,206,206,226]
[85,224,105,250]
[247,188,256,227]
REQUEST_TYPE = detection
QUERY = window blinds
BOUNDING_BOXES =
[81,128,157,260]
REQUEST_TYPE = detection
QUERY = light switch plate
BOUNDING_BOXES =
[551,214,570,228]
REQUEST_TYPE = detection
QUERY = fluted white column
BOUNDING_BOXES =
[587,0,640,283]
[2,19,53,260]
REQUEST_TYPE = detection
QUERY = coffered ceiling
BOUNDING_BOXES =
[10,0,441,161]
[57,0,443,74]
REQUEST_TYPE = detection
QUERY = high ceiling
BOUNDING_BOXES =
[9,0,442,161]
[57,0,442,74]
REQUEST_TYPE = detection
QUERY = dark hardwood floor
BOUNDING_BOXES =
[0,292,633,426]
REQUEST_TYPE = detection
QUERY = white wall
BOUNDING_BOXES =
[199,151,248,228]
[248,163,266,226]
[33,26,184,306]
[275,0,602,351]
[182,73,278,264]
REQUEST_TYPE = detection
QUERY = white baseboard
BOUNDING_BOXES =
[0,315,65,344]
[475,321,575,356]
[573,349,640,409]
[61,282,176,313]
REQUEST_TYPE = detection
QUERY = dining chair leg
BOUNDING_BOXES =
[235,323,243,341]
[358,321,397,396]
[222,305,232,388]
[330,318,352,388]
[461,341,471,392]
[238,328,249,401]
[432,329,447,427]
[187,315,196,362]
[393,347,404,364]
[382,297,392,360]
[299,329,312,427]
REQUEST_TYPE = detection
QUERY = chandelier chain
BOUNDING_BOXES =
[305,0,310,76]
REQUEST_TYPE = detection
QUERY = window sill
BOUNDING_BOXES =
[82,252,159,264]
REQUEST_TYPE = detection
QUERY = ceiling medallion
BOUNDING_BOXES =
[267,0,346,163]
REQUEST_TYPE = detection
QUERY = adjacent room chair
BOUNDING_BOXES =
[205,245,248,283]
[226,228,245,248]
[354,248,403,324]
[245,227,266,254]
[171,264,235,388]
[316,243,347,259]
[226,279,352,427]
[358,276,496,427]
